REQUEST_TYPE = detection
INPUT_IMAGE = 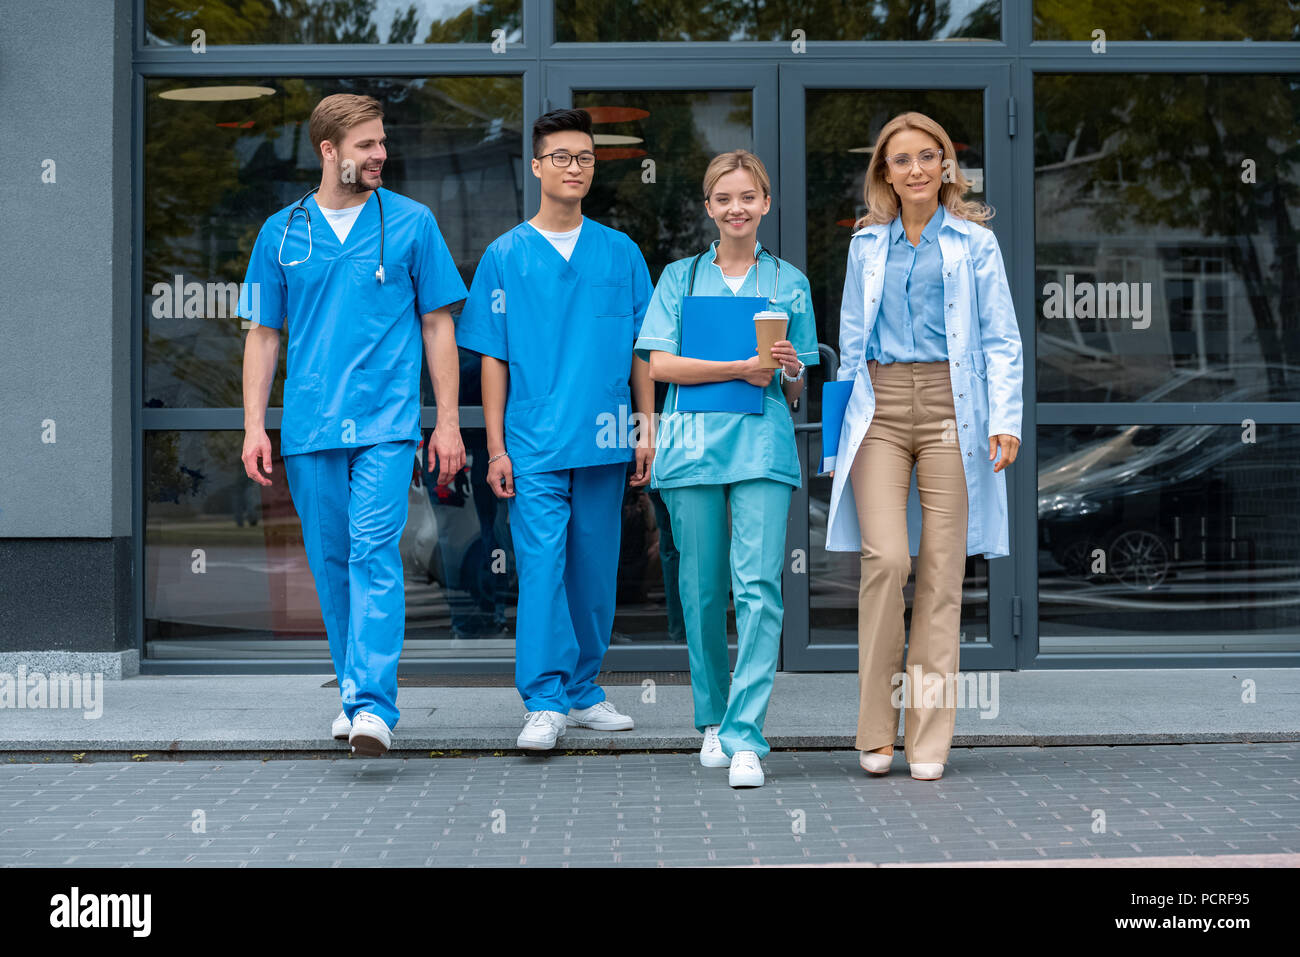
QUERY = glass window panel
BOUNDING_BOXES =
[143,75,523,409]
[1038,424,1300,653]
[1035,74,1300,402]
[572,89,754,279]
[556,0,999,42]
[145,428,508,657]
[568,88,757,647]
[1034,1,1299,42]
[805,88,987,645]
[616,486,698,645]
[144,0,522,45]
[804,88,985,426]
[145,430,682,656]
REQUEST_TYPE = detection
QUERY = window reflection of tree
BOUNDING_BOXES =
[1035,73,1300,400]
[554,0,999,42]
[144,75,522,409]
[1034,0,1297,42]
[146,0,522,45]
[575,91,749,280]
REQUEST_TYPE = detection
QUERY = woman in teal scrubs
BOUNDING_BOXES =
[634,150,819,788]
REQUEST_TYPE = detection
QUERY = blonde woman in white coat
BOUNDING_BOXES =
[824,112,1024,781]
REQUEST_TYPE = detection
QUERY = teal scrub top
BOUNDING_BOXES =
[456,218,653,477]
[238,188,468,456]
[866,209,948,363]
[634,241,819,491]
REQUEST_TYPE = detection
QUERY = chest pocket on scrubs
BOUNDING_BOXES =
[361,259,416,318]
[355,260,416,349]
[592,280,631,317]
[282,257,327,325]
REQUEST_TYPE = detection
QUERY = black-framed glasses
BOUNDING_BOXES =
[885,148,943,172]
[538,149,596,168]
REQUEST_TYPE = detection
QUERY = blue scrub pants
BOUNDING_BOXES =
[509,463,625,713]
[660,479,791,759]
[283,439,416,730]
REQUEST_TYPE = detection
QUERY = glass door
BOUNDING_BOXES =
[545,63,781,670]
[777,62,1019,671]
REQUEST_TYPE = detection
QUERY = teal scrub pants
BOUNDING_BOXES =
[660,478,791,759]
[283,439,417,730]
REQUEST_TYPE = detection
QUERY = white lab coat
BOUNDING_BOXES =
[823,206,1024,559]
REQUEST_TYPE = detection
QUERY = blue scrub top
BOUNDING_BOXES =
[455,217,653,477]
[866,209,948,364]
[633,242,820,491]
[238,187,468,456]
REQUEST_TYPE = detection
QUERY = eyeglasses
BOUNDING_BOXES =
[885,148,943,172]
[538,149,596,168]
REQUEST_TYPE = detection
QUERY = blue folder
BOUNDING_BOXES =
[676,295,767,414]
[819,379,854,474]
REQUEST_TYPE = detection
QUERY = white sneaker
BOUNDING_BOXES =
[567,699,634,731]
[518,710,567,750]
[700,725,728,767]
[729,750,764,788]
[348,712,392,757]
[331,710,351,740]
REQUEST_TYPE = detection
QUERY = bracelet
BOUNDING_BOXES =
[487,452,509,465]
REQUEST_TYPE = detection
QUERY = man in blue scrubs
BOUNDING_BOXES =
[239,94,468,757]
[457,108,655,750]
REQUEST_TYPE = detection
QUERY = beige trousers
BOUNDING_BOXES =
[849,359,969,764]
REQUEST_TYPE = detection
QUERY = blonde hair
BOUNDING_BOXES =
[854,112,992,229]
[309,93,384,164]
[702,149,771,200]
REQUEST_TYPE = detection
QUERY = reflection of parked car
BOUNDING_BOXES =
[1038,423,1231,588]
[1038,366,1299,591]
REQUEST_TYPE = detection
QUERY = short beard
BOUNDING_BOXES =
[339,169,380,193]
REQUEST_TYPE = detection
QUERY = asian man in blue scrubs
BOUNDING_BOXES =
[239,94,468,757]
[456,108,655,750]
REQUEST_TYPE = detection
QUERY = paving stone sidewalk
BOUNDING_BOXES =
[2,743,1297,867]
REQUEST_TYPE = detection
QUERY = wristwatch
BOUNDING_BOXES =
[781,360,806,383]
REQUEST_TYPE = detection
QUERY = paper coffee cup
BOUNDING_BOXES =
[754,311,789,369]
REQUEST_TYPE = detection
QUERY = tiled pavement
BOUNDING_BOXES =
[6,670,1299,754]
[2,743,1297,867]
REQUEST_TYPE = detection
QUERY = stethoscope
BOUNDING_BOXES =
[686,240,780,304]
[278,185,386,284]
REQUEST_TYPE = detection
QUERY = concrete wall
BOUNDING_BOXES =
[0,0,134,654]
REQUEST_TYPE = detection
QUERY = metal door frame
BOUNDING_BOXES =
[776,60,1019,671]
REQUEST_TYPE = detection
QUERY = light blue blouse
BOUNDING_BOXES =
[865,208,948,364]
